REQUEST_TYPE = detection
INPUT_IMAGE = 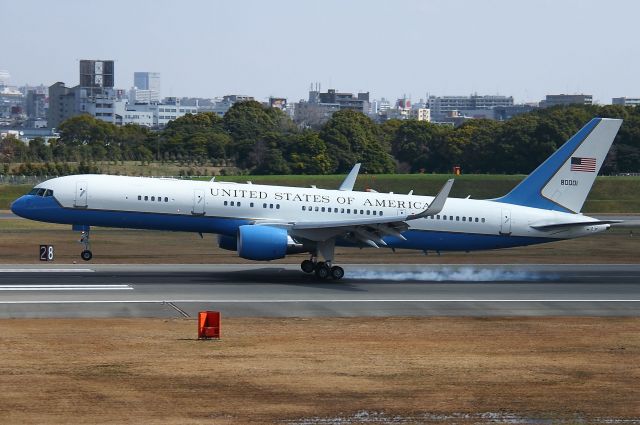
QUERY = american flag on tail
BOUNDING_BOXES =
[570,157,596,172]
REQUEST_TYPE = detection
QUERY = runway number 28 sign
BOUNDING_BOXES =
[39,245,54,261]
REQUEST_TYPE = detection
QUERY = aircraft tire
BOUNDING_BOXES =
[315,263,330,279]
[301,260,315,273]
[81,250,93,261]
[330,266,344,280]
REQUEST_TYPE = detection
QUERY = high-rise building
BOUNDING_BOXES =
[132,72,161,103]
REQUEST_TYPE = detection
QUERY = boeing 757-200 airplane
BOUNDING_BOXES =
[11,118,622,280]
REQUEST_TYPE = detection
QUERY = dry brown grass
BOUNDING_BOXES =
[0,317,638,424]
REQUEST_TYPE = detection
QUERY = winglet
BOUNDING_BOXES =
[339,163,361,191]
[408,179,454,220]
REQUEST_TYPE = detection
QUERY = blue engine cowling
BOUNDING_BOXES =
[237,225,288,261]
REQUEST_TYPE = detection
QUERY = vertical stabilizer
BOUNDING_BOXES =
[494,118,622,213]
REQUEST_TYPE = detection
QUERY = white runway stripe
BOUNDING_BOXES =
[0,269,94,273]
[0,299,638,304]
[0,284,132,291]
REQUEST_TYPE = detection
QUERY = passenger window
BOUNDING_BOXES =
[302,206,306,211]
[165,197,168,202]
[224,201,228,206]
[238,202,241,207]
[230,201,235,206]
[373,211,377,215]
[443,215,447,220]
[321,207,325,212]
[341,208,344,213]
[138,195,141,200]
[270,204,273,209]
[276,204,279,209]
[263,203,267,208]
[366,210,370,215]
[151,196,155,201]
[360,210,364,214]
[436,215,440,219]
[450,216,453,220]
[475,217,479,222]
[144,196,148,201]
[481,218,485,223]
[462,217,466,222]
[250,202,254,207]
[380,211,383,216]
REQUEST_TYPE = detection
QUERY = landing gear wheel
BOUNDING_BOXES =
[314,263,330,279]
[330,266,344,280]
[80,250,93,261]
[301,259,315,274]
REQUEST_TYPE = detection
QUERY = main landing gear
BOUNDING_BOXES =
[79,228,93,261]
[300,258,344,280]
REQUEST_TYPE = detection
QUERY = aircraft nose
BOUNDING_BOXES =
[10,196,30,218]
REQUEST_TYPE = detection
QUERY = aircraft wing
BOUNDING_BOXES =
[254,179,454,247]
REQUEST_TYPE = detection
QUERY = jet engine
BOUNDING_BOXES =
[234,225,307,261]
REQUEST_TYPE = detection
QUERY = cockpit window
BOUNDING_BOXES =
[28,188,54,197]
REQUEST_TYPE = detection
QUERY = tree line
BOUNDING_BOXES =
[1,101,639,176]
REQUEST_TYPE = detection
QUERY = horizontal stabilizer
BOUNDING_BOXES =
[530,220,623,230]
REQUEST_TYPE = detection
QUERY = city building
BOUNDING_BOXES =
[427,94,514,121]
[612,97,640,106]
[294,86,370,127]
[47,82,77,129]
[540,94,593,108]
[123,97,197,127]
[131,72,161,103]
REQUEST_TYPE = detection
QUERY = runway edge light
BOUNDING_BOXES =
[198,311,221,339]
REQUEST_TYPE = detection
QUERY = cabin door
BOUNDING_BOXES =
[192,189,205,215]
[74,180,88,208]
[500,209,512,235]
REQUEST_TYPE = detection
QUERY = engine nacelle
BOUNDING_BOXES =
[237,225,289,261]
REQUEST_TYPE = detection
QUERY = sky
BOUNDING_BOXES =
[3,0,639,104]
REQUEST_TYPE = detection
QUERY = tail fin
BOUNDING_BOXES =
[494,117,622,213]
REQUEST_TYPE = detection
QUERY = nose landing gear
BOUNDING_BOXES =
[78,227,93,261]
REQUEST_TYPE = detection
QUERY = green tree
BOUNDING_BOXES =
[320,110,395,173]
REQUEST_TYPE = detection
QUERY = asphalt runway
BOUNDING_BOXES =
[0,264,639,318]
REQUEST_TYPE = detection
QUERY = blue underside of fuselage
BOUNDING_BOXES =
[12,195,555,251]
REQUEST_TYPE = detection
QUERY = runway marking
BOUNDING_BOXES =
[0,269,94,273]
[0,299,639,304]
[0,285,132,291]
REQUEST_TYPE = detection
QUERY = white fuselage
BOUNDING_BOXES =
[17,174,609,252]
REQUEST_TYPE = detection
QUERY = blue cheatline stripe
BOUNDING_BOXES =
[12,195,250,236]
[493,117,601,212]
